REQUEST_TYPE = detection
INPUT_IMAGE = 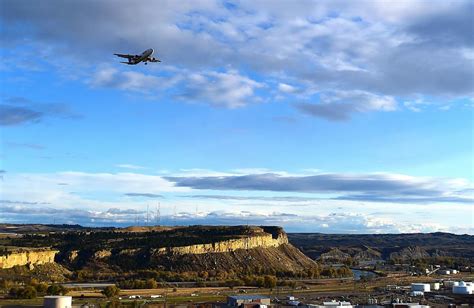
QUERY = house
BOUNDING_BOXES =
[227,295,271,307]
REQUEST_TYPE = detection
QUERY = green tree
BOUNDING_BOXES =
[102,285,120,298]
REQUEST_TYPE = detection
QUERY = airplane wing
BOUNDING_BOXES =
[114,53,136,59]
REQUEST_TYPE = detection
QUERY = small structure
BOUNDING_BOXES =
[444,281,457,288]
[43,296,72,308]
[309,301,353,307]
[392,304,430,308]
[411,283,430,293]
[430,282,440,290]
[452,281,473,294]
[227,295,271,307]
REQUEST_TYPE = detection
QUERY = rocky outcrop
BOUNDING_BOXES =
[319,248,351,262]
[389,246,430,261]
[93,249,112,259]
[152,231,288,255]
[0,249,58,269]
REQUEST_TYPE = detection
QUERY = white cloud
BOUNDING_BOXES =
[278,83,297,94]
[178,70,264,108]
[0,168,472,233]
[116,164,146,170]
[3,0,471,116]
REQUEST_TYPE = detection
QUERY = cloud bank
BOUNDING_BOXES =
[2,0,472,119]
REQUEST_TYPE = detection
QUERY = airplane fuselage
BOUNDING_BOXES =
[136,48,154,64]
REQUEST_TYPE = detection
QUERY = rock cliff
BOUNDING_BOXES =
[0,249,58,269]
[154,230,288,255]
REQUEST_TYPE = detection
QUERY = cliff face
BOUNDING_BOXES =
[0,249,58,269]
[153,232,288,255]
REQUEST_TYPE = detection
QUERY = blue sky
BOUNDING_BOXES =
[0,0,473,233]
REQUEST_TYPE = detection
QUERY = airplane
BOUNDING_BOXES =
[114,48,161,65]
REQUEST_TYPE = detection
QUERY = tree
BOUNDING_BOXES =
[9,286,37,299]
[47,284,68,295]
[34,283,48,293]
[146,278,158,289]
[102,285,120,298]
[263,275,277,289]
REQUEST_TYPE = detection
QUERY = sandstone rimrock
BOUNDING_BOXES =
[0,249,58,269]
[153,230,288,255]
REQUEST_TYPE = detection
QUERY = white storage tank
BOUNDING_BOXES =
[411,283,430,292]
[430,282,440,290]
[452,281,473,294]
[43,296,72,308]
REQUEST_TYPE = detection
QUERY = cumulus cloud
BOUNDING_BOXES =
[2,1,471,116]
[0,169,472,233]
[177,70,264,108]
[1,204,470,233]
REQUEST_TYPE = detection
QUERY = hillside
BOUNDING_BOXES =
[288,232,474,262]
[0,225,316,277]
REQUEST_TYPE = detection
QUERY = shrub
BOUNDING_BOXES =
[9,286,37,299]
[47,284,68,295]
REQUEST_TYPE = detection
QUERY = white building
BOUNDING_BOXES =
[452,281,473,294]
[430,282,440,290]
[308,301,353,307]
[411,283,430,292]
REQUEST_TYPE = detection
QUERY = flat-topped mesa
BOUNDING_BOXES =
[0,248,58,269]
[153,228,288,255]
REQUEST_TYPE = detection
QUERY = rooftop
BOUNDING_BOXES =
[228,295,270,300]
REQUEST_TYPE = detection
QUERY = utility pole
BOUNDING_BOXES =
[146,204,149,226]
[173,204,177,226]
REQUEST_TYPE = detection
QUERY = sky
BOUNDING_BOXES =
[0,0,473,233]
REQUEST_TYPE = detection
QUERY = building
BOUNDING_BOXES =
[43,296,72,308]
[430,282,440,290]
[452,281,473,294]
[391,304,430,308]
[227,295,271,307]
[411,283,430,293]
[308,302,353,307]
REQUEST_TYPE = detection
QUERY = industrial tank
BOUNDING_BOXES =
[43,296,72,308]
